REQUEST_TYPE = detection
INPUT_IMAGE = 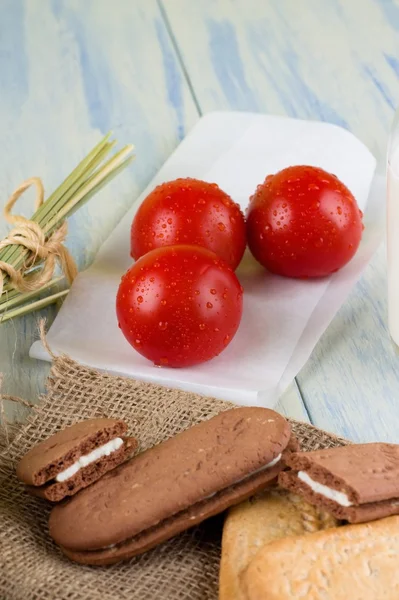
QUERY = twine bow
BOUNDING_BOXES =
[0,178,78,297]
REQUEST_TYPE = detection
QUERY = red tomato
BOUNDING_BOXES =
[130,178,246,269]
[246,166,364,278]
[116,245,243,368]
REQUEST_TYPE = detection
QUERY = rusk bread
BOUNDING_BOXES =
[242,514,399,600]
[219,488,338,600]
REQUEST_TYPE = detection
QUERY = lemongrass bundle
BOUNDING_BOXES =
[0,133,134,323]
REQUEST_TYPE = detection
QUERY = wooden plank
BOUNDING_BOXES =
[0,0,199,419]
[276,382,310,423]
[162,0,399,166]
[296,243,399,443]
[163,0,399,438]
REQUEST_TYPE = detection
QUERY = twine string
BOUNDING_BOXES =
[0,177,78,296]
[0,373,36,447]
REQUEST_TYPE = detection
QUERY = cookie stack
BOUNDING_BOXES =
[16,409,399,599]
[16,407,297,564]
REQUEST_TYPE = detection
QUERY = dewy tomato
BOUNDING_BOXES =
[116,245,243,368]
[130,178,246,270]
[246,166,364,278]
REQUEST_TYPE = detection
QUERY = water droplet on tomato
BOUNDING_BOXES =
[308,183,319,191]
[159,357,169,365]
[158,321,168,331]
[214,327,220,332]
[154,262,160,268]
[135,339,141,346]
[222,293,227,299]
[206,302,213,309]
[167,218,173,224]
[217,222,226,231]
[137,296,143,304]
[198,198,205,205]
[194,290,200,295]
[273,210,277,216]
[129,307,133,313]
[223,335,230,344]
[161,299,167,306]
[118,322,121,329]
[199,323,206,330]
[210,289,217,295]
[337,206,342,215]
[265,225,271,231]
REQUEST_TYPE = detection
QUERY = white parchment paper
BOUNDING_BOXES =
[30,112,382,406]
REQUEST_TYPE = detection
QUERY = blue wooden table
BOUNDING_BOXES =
[1,0,399,443]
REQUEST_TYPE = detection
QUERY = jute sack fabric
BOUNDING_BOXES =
[0,353,348,600]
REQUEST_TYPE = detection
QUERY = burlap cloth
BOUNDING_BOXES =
[0,353,348,600]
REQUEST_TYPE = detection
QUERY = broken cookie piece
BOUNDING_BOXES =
[16,418,137,502]
[279,443,399,523]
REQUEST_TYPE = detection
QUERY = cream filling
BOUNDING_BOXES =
[264,454,281,469]
[298,471,352,507]
[56,438,124,482]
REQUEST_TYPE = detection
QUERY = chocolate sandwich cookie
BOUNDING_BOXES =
[279,443,399,523]
[16,418,137,502]
[49,407,297,565]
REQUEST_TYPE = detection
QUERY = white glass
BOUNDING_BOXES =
[387,110,399,346]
